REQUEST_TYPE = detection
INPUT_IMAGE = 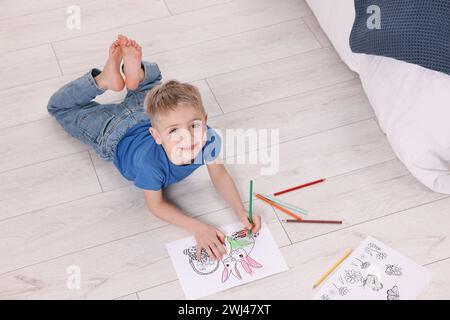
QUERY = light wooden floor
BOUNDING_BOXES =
[0,0,449,300]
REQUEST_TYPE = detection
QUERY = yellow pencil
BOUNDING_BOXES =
[313,249,352,289]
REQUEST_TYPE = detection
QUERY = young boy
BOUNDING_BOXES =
[47,35,261,261]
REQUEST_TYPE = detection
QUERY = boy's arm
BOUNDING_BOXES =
[206,158,261,234]
[143,188,200,231]
[143,189,226,260]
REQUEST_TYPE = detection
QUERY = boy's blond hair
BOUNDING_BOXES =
[144,80,206,125]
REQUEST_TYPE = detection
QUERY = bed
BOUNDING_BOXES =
[306,0,450,194]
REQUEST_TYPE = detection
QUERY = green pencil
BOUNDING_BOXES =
[248,180,253,235]
[260,193,308,215]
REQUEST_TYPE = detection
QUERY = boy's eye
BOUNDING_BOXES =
[169,128,178,134]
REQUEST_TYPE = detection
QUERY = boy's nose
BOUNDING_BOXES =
[176,131,194,145]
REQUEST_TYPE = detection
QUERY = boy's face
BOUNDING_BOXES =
[149,103,208,165]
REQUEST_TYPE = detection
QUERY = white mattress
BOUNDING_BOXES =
[306,0,450,194]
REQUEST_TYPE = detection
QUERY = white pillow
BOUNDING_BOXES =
[306,0,450,194]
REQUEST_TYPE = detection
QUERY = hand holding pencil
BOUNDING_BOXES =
[238,208,261,235]
[238,180,261,234]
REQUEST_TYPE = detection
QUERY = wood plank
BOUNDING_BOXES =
[207,79,374,154]
[0,72,82,130]
[191,80,223,117]
[0,45,60,90]
[0,118,88,173]
[164,0,233,15]
[114,292,139,300]
[0,203,289,299]
[138,281,184,300]
[138,197,450,299]
[0,0,93,21]
[0,185,155,274]
[0,0,170,54]
[88,151,131,192]
[53,0,312,75]
[151,19,321,82]
[207,47,357,113]
[0,152,101,221]
[303,15,332,48]
[419,259,450,300]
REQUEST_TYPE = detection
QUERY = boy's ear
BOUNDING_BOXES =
[149,127,162,145]
[204,112,208,125]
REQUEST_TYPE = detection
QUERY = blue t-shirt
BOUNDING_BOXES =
[113,119,222,191]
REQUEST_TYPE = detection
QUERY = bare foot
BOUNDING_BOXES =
[95,40,125,91]
[118,34,144,90]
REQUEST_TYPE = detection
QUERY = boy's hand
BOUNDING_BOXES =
[192,222,227,261]
[238,209,262,235]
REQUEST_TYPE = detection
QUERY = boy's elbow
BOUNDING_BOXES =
[146,201,159,216]
[144,195,164,217]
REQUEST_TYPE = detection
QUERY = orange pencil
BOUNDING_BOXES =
[255,193,303,221]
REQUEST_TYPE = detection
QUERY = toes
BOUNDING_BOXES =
[129,40,142,51]
[118,34,128,47]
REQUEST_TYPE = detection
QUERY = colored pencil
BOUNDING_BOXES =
[283,219,342,225]
[273,178,326,196]
[313,249,352,289]
[260,193,308,215]
[248,180,253,235]
[255,193,303,221]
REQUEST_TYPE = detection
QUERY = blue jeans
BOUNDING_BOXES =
[47,61,162,161]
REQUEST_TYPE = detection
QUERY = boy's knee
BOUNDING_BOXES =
[47,95,58,116]
[46,89,67,116]
[142,61,163,83]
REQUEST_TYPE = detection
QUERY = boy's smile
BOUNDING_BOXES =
[148,103,208,165]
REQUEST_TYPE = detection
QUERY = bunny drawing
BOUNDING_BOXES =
[221,229,262,283]
[221,256,242,282]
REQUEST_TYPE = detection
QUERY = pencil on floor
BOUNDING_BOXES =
[313,249,352,289]
[260,193,308,215]
[283,219,342,225]
[273,178,326,196]
[255,193,303,221]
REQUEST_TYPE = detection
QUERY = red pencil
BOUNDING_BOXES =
[273,178,326,196]
[283,219,342,225]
